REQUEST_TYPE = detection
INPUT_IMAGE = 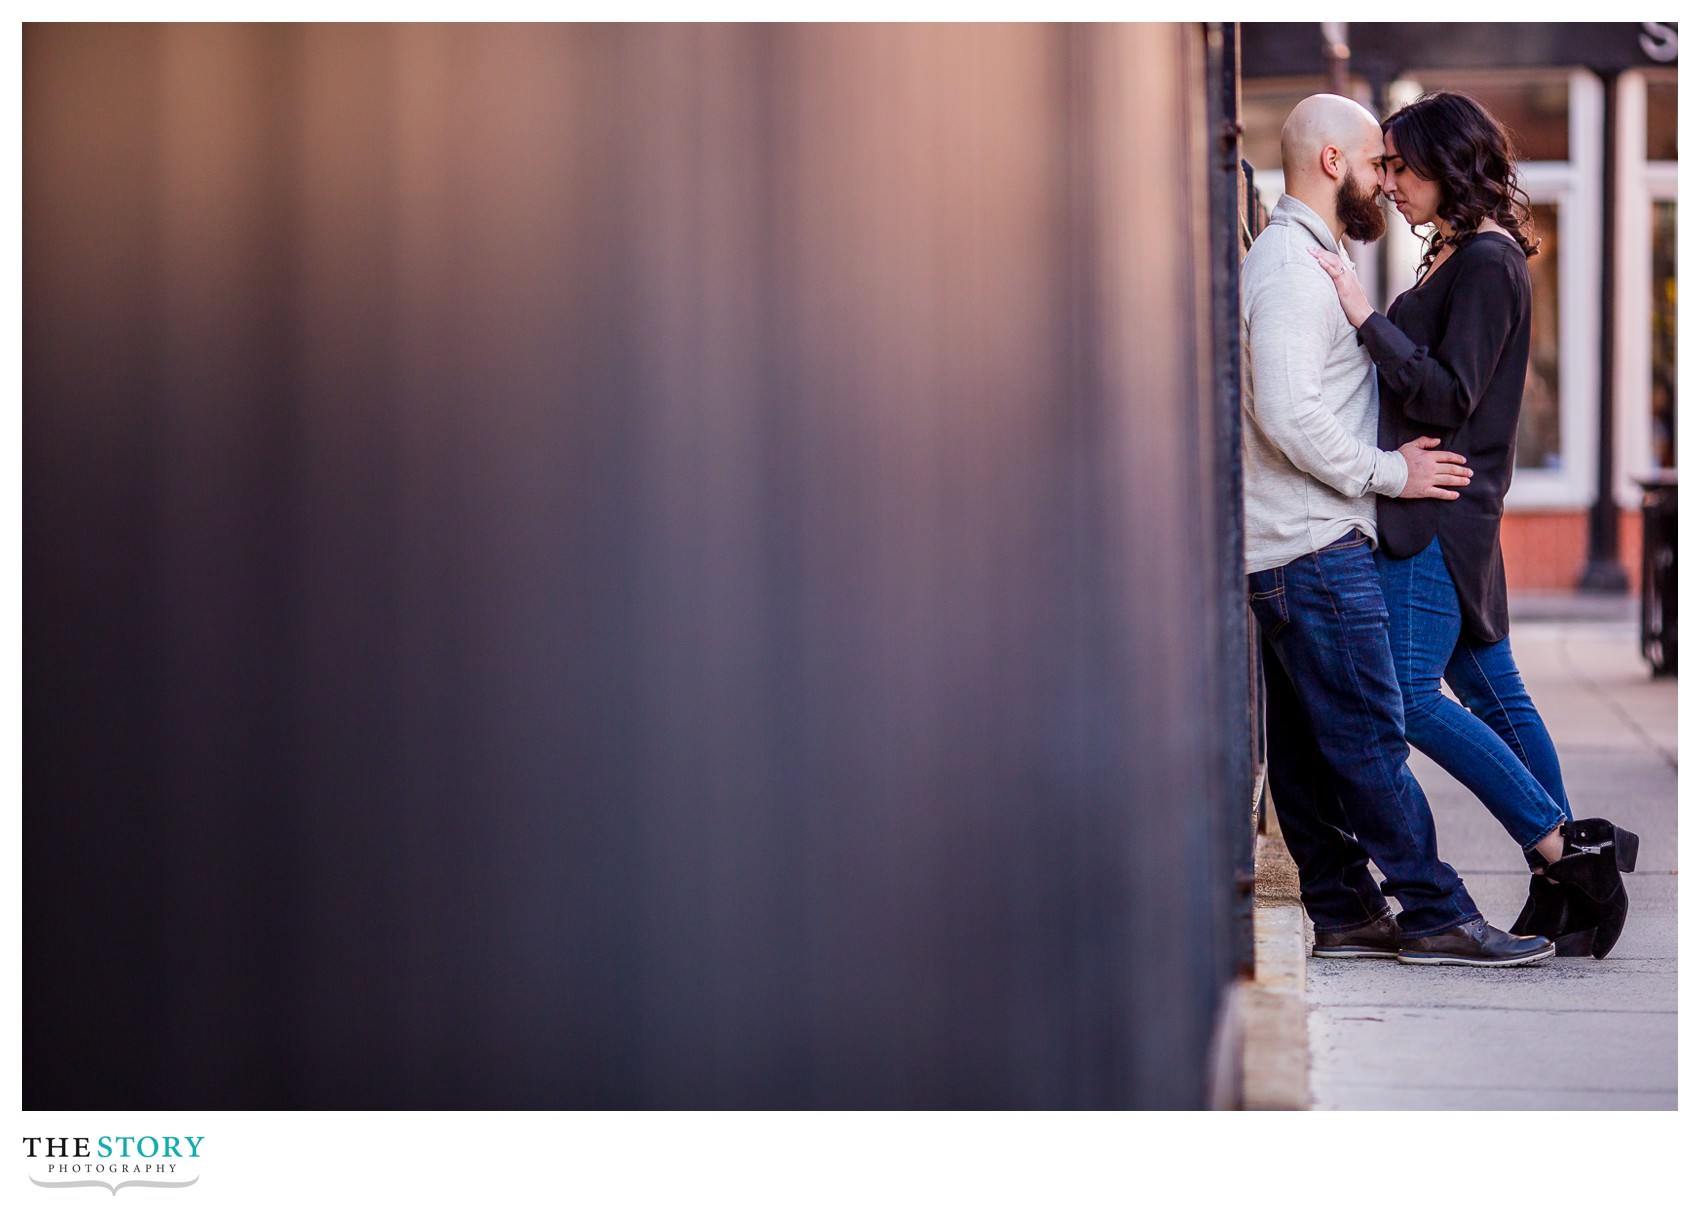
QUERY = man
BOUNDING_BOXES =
[1242,94,1551,966]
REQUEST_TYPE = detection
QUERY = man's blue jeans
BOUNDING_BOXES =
[1375,536,1572,852]
[1249,530,1478,938]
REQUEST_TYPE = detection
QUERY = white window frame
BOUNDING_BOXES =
[1503,70,1602,510]
[1614,69,1678,506]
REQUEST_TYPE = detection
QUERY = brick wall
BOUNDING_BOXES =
[1500,509,1644,592]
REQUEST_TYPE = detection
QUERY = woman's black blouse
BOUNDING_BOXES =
[1358,231,1533,644]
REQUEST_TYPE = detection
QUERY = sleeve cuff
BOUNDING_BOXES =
[1356,311,1416,366]
[1369,447,1409,497]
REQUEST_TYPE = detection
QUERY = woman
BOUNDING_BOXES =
[1308,91,1639,958]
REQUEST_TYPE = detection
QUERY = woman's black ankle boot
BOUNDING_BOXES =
[1510,867,1595,956]
[1512,818,1639,959]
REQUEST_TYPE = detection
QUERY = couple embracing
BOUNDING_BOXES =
[1243,91,1638,966]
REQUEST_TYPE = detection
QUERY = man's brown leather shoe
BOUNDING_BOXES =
[1312,910,1399,959]
[1397,917,1554,967]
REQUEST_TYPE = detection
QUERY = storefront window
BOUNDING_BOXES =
[1651,200,1676,468]
[1398,72,1570,162]
[1517,202,1562,470]
[1646,76,1677,162]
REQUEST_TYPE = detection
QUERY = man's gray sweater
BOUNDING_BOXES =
[1241,195,1409,574]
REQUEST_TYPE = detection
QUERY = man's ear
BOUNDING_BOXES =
[1319,144,1343,181]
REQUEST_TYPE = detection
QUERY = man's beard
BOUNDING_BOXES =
[1337,169,1387,243]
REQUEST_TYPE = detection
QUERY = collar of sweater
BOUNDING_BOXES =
[1270,194,1344,253]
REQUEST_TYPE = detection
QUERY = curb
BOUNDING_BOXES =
[1239,817,1311,1110]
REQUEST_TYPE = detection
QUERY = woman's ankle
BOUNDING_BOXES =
[1529,824,1565,870]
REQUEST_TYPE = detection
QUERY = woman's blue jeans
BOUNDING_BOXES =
[1250,530,1477,937]
[1374,536,1572,852]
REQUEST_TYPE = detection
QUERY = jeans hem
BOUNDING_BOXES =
[1515,813,1568,854]
[1396,912,1482,940]
[1310,906,1391,933]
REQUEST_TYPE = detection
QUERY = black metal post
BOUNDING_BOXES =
[1206,22,1255,983]
[1369,72,1393,308]
[1580,68,1630,592]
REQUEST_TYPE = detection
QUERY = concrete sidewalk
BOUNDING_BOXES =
[1275,607,1677,1110]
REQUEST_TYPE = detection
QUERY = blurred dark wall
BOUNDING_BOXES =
[25,23,1240,1108]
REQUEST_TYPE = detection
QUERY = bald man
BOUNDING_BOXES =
[1242,95,1552,966]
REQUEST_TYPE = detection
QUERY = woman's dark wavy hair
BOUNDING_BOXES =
[1382,90,1540,274]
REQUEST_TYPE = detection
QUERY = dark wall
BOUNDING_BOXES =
[25,22,1240,1109]
[1242,21,1678,80]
